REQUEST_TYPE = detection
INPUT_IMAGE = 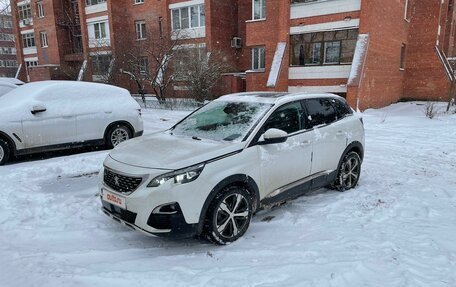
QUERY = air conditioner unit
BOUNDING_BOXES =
[231,37,242,48]
[22,19,31,26]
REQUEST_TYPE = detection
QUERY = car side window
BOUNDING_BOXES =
[332,98,353,118]
[263,101,304,134]
[303,98,338,129]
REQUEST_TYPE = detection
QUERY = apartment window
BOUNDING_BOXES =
[252,0,266,20]
[26,60,39,67]
[0,20,12,28]
[134,0,144,3]
[85,0,106,5]
[135,20,146,40]
[139,57,149,75]
[94,22,107,39]
[171,4,205,30]
[22,33,36,48]
[252,47,265,70]
[158,17,163,37]
[400,43,406,70]
[40,31,48,47]
[0,60,18,67]
[18,4,32,21]
[91,54,112,75]
[0,47,16,54]
[0,33,14,41]
[37,2,44,18]
[290,29,358,66]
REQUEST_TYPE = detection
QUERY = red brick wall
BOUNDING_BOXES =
[403,0,450,101]
[348,0,411,110]
[244,0,289,92]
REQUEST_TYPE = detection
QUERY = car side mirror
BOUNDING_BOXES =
[31,105,47,115]
[262,128,288,144]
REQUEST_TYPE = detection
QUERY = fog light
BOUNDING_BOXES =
[152,202,179,214]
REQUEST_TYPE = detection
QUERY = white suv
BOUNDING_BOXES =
[100,92,364,244]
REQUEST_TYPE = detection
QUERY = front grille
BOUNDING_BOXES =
[104,168,143,194]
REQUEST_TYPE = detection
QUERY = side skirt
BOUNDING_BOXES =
[260,170,338,207]
[15,139,105,156]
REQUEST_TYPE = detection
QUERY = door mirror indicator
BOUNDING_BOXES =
[262,128,288,144]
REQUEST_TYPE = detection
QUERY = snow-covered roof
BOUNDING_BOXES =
[0,77,25,86]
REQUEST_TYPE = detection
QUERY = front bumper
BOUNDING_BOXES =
[101,197,198,238]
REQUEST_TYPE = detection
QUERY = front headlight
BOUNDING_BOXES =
[147,163,205,188]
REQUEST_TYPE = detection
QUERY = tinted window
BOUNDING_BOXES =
[332,98,353,118]
[263,101,304,134]
[304,98,338,128]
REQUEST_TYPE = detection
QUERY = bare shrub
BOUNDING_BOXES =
[424,102,438,119]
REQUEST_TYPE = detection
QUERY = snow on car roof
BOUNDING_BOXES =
[217,92,342,104]
[0,80,130,104]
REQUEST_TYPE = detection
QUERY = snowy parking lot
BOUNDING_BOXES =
[1,102,455,287]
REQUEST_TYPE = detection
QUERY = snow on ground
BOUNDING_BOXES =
[1,102,456,287]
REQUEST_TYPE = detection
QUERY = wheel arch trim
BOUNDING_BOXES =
[0,131,17,155]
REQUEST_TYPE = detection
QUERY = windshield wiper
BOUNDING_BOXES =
[192,136,202,141]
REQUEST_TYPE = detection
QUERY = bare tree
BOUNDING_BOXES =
[115,29,188,103]
[178,48,233,102]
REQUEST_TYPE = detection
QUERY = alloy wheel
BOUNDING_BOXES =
[338,153,361,189]
[215,193,250,239]
[0,145,4,162]
[110,128,129,147]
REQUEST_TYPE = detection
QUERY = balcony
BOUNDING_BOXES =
[290,0,361,19]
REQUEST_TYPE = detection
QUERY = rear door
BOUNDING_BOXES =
[303,98,348,174]
[255,101,313,198]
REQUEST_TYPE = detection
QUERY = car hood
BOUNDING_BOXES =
[108,131,245,170]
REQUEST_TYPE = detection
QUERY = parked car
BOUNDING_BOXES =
[0,81,18,98]
[0,81,143,165]
[99,92,364,244]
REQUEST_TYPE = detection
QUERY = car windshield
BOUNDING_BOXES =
[172,100,272,142]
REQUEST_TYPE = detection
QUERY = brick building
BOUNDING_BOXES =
[0,14,18,78]
[10,0,456,110]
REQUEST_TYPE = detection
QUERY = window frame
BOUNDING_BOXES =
[251,46,266,71]
[135,20,146,40]
[22,32,36,48]
[37,1,45,18]
[18,4,32,21]
[171,4,205,31]
[252,0,266,20]
[40,31,48,48]
[85,0,106,6]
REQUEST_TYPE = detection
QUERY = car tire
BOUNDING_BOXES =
[106,124,132,149]
[331,151,362,192]
[0,139,11,166]
[203,186,253,245]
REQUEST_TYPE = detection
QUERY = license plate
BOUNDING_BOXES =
[102,189,126,209]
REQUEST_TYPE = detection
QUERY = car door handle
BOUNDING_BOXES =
[104,111,112,114]
[62,115,73,119]
[336,131,344,136]
[302,140,312,146]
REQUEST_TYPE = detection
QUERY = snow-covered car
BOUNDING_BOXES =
[99,92,364,244]
[0,81,143,165]
[0,81,18,97]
